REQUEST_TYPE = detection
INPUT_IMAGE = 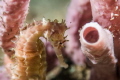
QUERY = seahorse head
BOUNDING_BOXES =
[43,19,69,68]
[44,19,68,49]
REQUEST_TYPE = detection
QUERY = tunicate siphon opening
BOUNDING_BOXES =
[83,27,99,43]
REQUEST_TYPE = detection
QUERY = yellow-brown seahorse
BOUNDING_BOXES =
[11,18,68,80]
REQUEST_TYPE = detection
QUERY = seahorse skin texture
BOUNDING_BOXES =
[11,20,51,80]
[11,19,68,80]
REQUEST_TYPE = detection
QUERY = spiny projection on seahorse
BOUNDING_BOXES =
[11,18,68,80]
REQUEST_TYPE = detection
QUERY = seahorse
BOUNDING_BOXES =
[11,18,68,80]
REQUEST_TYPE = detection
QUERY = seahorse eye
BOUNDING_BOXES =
[59,42,62,44]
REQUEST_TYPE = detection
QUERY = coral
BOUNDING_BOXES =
[65,0,92,65]
[66,0,120,80]
[0,0,30,57]
[80,22,117,80]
